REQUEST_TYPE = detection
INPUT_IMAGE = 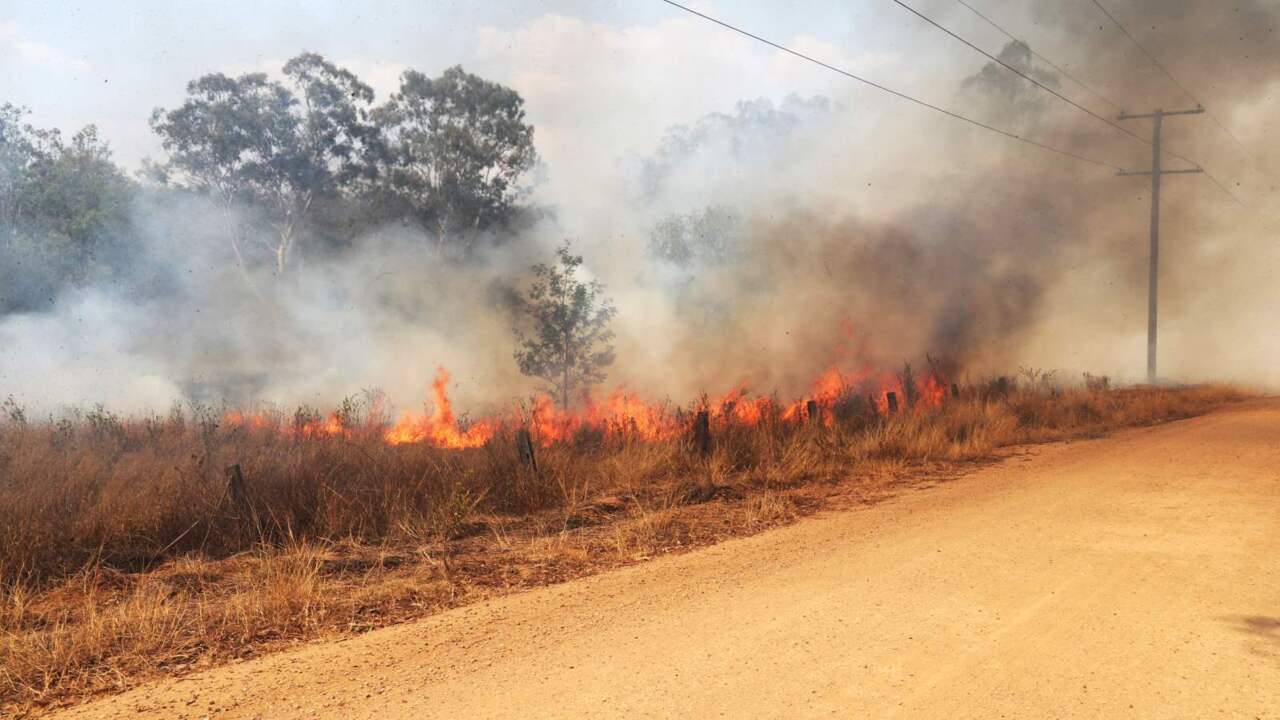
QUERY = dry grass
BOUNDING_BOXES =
[0,381,1246,714]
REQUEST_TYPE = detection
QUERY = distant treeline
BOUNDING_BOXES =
[0,53,541,313]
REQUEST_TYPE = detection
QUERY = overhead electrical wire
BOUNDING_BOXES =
[1197,168,1246,206]
[1088,0,1249,155]
[892,0,1241,204]
[888,0,1191,166]
[1086,0,1248,206]
[657,0,1125,172]
[952,0,1122,113]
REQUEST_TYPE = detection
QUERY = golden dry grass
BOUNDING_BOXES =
[0,381,1246,714]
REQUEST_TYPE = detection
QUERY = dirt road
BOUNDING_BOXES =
[58,401,1280,719]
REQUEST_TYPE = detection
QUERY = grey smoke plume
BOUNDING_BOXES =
[2,0,1279,418]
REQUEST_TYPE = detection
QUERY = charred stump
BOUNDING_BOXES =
[516,428,538,473]
[224,463,256,541]
[692,409,711,457]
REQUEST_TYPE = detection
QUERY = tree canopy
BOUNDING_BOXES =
[373,65,539,251]
[0,105,135,312]
[513,242,616,410]
[148,55,537,276]
[149,56,381,276]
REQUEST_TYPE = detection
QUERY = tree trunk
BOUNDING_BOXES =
[220,198,265,303]
[275,193,311,277]
[561,337,571,410]
[561,365,569,411]
[435,213,449,257]
[275,223,292,277]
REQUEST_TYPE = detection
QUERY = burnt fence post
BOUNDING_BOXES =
[806,399,819,425]
[886,391,899,414]
[692,409,711,457]
[996,375,1011,397]
[516,428,538,473]
[224,463,256,541]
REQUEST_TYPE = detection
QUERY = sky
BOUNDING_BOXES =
[0,0,1119,177]
[2,0,1264,194]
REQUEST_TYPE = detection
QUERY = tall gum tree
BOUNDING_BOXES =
[373,66,538,254]
[149,53,376,285]
[0,105,135,312]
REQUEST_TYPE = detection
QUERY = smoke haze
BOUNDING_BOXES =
[2,0,1278,418]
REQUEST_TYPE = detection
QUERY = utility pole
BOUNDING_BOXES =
[1116,107,1203,384]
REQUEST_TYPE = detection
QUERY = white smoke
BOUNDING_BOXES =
[3,0,1279,418]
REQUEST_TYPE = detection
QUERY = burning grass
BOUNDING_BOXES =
[0,379,1246,714]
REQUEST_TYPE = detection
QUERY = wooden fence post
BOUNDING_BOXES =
[516,428,538,473]
[886,391,899,414]
[692,409,711,456]
[224,463,255,540]
[805,399,819,425]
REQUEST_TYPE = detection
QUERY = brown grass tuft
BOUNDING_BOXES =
[0,381,1246,713]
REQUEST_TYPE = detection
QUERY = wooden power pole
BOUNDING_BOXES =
[1116,106,1203,384]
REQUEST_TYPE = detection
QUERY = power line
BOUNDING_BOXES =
[657,0,1125,172]
[1199,167,1245,206]
[1088,0,1249,155]
[889,0,1165,157]
[1154,144,1245,206]
[953,0,1122,113]
[1148,145,1242,205]
[1086,0,1248,206]
[891,0,1239,203]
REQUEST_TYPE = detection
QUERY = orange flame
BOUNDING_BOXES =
[222,325,954,451]
[223,408,351,439]
[384,367,496,448]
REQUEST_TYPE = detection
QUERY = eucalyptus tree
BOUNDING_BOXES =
[0,105,135,312]
[373,65,538,253]
[149,53,377,281]
[0,105,35,247]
